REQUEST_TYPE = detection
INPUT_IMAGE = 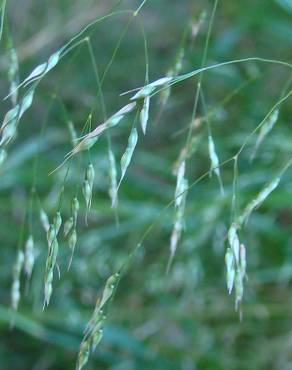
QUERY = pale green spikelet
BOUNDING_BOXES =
[53,211,62,235]
[40,208,50,232]
[140,96,150,134]
[120,126,138,184]
[64,216,74,237]
[108,148,118,208]
[71,196,80,226]
[11,250,24,311]
[24,235,34,279]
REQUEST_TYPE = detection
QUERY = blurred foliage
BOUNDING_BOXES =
[0,0,292,369]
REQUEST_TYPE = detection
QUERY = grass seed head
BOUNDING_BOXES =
[64,217,74,237]
[24,235,34,278]
[82,179,92,210]
[71,196,80,225]
[47,224,56,247]
[53,211,62,235]
[86,163,95,190]
[11,250,24,310]
[76,340,91,370]
[120,127,138,182]
[140,96,150,134]
[108,148,118,208]
[40,208,50,232]
[225,247,235,294]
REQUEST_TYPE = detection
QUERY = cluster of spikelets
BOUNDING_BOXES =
[76,272,120,370]
[11,235,35,312]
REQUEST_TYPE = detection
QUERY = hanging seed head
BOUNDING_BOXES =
[91,328,103,351]
[11,280,21,310]
[77,340,91,370]
[11,250,24,310]
[240,244,247,278]
[108,149,118,208]
[68,229,77,250]
[99,273,120,309]
[49,238,59,267]
[53,211,62,235]
[13,250,24,277]
[64,217,74,237]
[86,163,95,190]
[235,269,243,311]
[120,127,138,182]
[82,179,92,209]
[225,247,235,294]
[71,196,80,224]
[47,224,56,247]
[140,96,150,135]
[40,208,50,232]
[174,160,186,208]
[24,235,34,278]
[44,269,53,307]
[228,223,240,265]
[0,120,17,147]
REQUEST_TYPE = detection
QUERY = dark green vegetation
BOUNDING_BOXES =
[1,0,292,369]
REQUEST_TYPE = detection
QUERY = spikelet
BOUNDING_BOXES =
[228,223,240,264]
[64,216,74,237]
[131,77,172,100]
[82,164,95,222]
[82,179,92,222]
[76,340,91,370]
[174,160,186,208]
[44,212,62,307]
[251,108,279,160]
[44,237,58,307]
[108,148,118,208]
[65,197,80,269]
[11,250,24,311]
[208,134,224,195]
[239,176,280,225]
[168,175,188,272]
[91,328,103,351]
[226,223,247,313]
[68,229,77,269]
[24,235,34,279]
[140,96,150,134]
[68,103,137,158]
[240,244,247,278]
[71,196,80,226]
[0,89,35,147]
[225,247,235,294]
[98,273,120,310]
[76,273,120,369]
[6,49,62,98]
[40,208,50,232]
[86,163,95,190]
[120,127,138,184]
[53,211,62,235]
[47,224,56,247]
[235,268,244,313]
[24,51,61,85]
